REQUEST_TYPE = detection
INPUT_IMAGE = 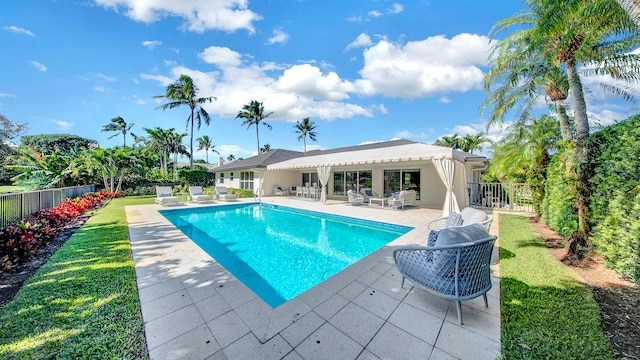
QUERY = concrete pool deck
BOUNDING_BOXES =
[126,197,501,359]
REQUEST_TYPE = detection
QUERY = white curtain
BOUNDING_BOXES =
[316,165,332,204]
[432,157,460,217]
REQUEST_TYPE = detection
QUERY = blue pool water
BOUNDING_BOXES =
[160,203,412,307]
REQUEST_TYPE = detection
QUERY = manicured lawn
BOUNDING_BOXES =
[0,196,154,359]
[499,214,613,359]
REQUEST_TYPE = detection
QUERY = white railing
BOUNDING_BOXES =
[0,185,96,228]
[467,182,535,214]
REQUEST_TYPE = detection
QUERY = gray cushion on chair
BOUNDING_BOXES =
[445,212,463,227]
[432,223,490,273]
[435,223,490,247]
[460,207,488,225]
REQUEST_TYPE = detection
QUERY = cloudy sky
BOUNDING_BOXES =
[2,0,638,161]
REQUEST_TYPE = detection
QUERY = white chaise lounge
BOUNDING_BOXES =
[155,186,180,206]
[215,186,237,201]
[189,186,213,203]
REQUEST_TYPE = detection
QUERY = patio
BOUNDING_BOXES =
[125,197,501,359]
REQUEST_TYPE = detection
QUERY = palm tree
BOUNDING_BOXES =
[141,127,171,175]
[615,0,640,28]
[236,100,273,152]
[166,131,189,179]
[227,154,236,161]
[154,74,216,170]
[433,134,462,149]
[460,133,491,153]
[488,115,561,214]
[293,117,318,152]
[259,143,272,153]
[101,116,134,146]
[196,135,219,163]
[486,0,640,260]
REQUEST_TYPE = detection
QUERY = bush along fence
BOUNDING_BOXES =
[0,185,95,229]
[0,190,122,273]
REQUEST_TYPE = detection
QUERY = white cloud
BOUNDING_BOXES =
[346,16,367,23]
[51,119,74,130]
[140,73,175,86]
[588,109,628,129]
[346,33,372,51]
[393,130,429,139]
[97,73,117,82]
[387,3,403,14]
[3,25,35,37]
[354,33,494,98]
[30,61,47,72]
[438,96,452,104]
[199,46,242,67]
[94,0,262,33]
[275,64,355,101]
[0,93,17,98]
[142,40,162,49]
[368,10,382,17]
[94,85,107,92]
[267,29,290,45]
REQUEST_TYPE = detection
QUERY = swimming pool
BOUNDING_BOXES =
[160,203,412,307]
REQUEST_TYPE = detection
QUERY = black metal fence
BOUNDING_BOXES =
[0,185,95,228]
[467,182,534,213]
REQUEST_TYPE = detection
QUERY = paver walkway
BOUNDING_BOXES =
[125,197,501,359]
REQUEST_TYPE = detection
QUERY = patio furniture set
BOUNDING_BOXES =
[348,189,417,210]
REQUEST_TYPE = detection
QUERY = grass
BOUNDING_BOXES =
[0,196,154,359]
[499,214,613,359]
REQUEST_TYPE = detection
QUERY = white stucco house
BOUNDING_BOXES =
[211,140,488,214]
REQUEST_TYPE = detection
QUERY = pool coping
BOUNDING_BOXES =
[126,197,502,359]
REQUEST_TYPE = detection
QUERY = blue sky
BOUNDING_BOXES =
[2,0,638,162]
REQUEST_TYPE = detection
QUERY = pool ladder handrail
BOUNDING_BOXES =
[254,187,262,203]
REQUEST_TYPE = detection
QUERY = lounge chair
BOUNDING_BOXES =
[427,207,493,232]
[347,189,364,205]
[388,190,417,210]
[273,186,288,196]
[155,186,180,206]
[215,186,237,201]
[189,186,213,203]
[393,223,497,325]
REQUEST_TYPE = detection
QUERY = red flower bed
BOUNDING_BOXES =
[0,191,123,272]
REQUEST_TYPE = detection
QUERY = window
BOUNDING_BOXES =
[240,171,254,189]
[230,172,234,181]
[219,173,224,184]
[301,172,319,187]
[333,170,372,196]
[384,169,420,199]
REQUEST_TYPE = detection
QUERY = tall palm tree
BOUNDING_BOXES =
[227,154,236,161]
[101,116,134,146]
[141,127,171,175]
[615,0,640,28]
[486,0,640,260]
[460,133,491,153]
[236,100,273,152]
[166,131,189,179]
[196,135,219,163]
[154,74,216,170]
[293,117,318,152]
[259,143,272,153]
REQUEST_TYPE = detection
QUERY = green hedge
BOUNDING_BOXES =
[542,149,578,237]
[542,115,640,283]
[177,169,215,186]
[589,115,640,283]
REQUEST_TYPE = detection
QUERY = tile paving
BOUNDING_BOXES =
[125,197,501,360]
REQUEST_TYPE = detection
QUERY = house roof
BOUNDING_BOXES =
[267,140,487,170]
[213,149,303,172]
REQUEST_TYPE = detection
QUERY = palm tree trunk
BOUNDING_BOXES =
[555,101,573,141]
[123,132,127,147]
[256,123,260,153]
[304,138,307,152]
[565,60,593,261]
[190,111,195,170]
[614,0,640,29]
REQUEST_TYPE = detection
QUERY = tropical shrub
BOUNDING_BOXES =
[177,168,215,186]
[589,115,640,282]
[542,148,578,237]
[0,191,120,272]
